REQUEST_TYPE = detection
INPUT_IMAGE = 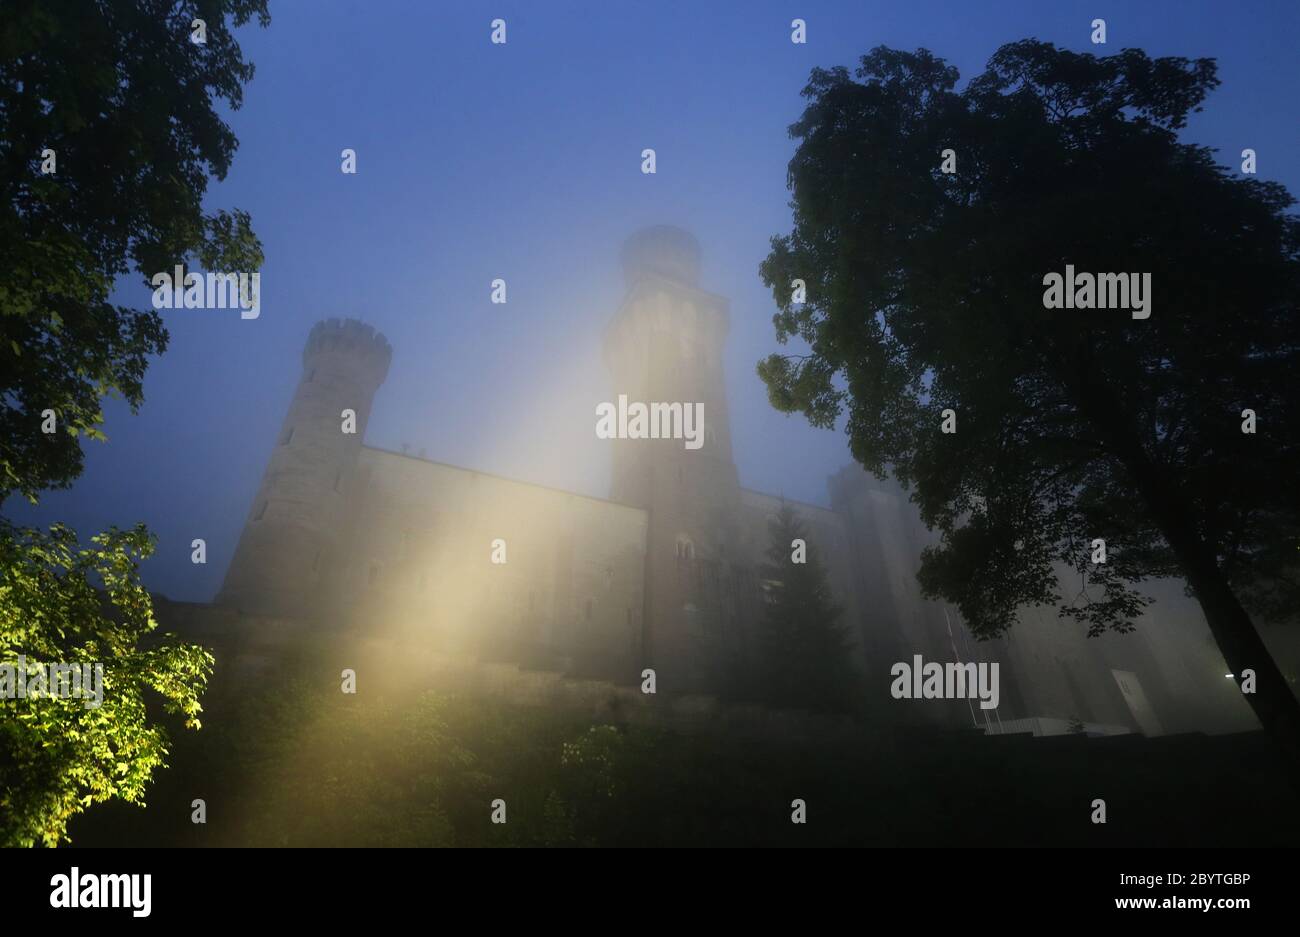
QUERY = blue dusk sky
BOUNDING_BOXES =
[9,0,1299,601]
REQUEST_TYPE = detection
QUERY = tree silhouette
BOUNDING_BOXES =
[759,42,1299,770]
[754,502,858,714]
[0,0,269,505]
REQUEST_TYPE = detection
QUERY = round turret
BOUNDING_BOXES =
[303,317,392,388]
[218,318,391,618]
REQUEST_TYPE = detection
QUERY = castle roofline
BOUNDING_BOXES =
[360,445,649,516]
[363,448,845,524]
[738,486,840,518]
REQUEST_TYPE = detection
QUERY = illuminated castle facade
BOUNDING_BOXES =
[217,226,1253,734]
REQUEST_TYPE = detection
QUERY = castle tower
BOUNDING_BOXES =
[217,318,391,618]
[603,226,747,690]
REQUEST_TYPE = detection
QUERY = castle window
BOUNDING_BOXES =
[675,536,694,561]
[254,501,268,521]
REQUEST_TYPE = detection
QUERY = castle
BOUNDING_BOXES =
[216,226,1258,735]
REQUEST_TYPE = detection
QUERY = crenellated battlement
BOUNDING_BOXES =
[302,317,392,383]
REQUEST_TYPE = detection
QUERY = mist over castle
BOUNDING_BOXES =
[595,396,705,450]
[6,0,1300,868]
[208,225,1253,734]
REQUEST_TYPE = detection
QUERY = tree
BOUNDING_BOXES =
[0,1,269,842]
[0,522,213,846]
[754,502,858,713]
[758,42,1300,771]
[0,0,269,504]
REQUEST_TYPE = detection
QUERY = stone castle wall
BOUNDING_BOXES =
[212,227,1268,737]
[327,447,649,678]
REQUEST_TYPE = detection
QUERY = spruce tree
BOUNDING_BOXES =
[755,503,858,713]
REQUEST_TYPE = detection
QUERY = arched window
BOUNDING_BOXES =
[675,536,694,560]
